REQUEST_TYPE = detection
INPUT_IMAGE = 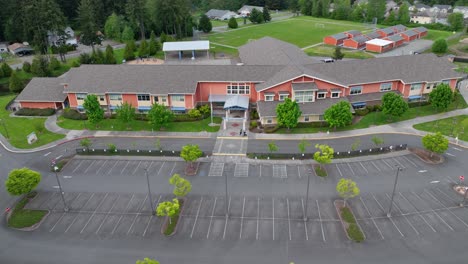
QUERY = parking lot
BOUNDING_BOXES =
[26,183,468,243]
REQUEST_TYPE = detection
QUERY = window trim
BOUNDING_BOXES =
[76,93,87,100]
[380,82,392,92]
[317,93,326,99]
[109,94,122,101]
[171,95,185,102]
[137,94,150,101]
[304,116,310,122]
[279,94,289,101]
[331,92,340,98]
[227,83,251,95]
[265,95,274,101]
[350,86,362,95]
[410,83,422,91]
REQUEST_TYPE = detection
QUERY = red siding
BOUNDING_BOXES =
[122,94,138,106]
[293,76,314,82]
[195,82,256,103]
[68,93,78,107]
[343,39,365,49]
[20,102,57,109]
[185,94,194,109]
[324,36,347,46]
[377,30,393,37]
[260,82,291,101]
[344,32,362,38]
[400,33,418,42]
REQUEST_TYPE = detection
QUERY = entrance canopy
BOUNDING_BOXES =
[208,95,249,110]
[163,41,210,52]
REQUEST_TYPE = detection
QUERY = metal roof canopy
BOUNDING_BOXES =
[163,41,210,52]
[366,39,393,46]
[208,95,249,110]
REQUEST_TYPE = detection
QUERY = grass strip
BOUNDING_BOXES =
[8,193,48,228]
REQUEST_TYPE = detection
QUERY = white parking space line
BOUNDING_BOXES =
[259,165,262,178]
[65,193,95,233]
[287,198,291,241]
[381,160,392,170]
[401,156,417,167]
[392,158,406,169]
[80,193,109,234]
[370,161,381,172]
[50,212,67,232]
[110,194,136,234]
[56,155,63,160]
[301,198,309,241]
[446,153,456,157]
[169,162,176,176]
[96,194,121,234]
[372,194,404,237]
[132,161,142,175]
[335,164,343,177]
[121,161,130,175]
[222,196,231,240]
[273,165,287,178]
[209,163,224,177]
[412,192,454,231]
[143,195,162,237]
[256,197,260,240]
[398,192,436,233]
[127,194,148,235]
[434,188,459,203]
[190,197,203,239]
[424,190,468,228]
[146,161,154,171]
[72,160,84,173]
[359,197,384,239]
[83,161,95,174]
[452,147,463,152]
[316,200,325,242]
[95,160,107,175]
[38,192,56,208]
[239,197,246,239]
[359,162,368,174]
[384,193,419,235]
[234,163,249,178]
[297,166,302,179]
[207,197,217,239]
[44,152,51,156]
[107,161,119,175]
[272,197,275,241]
[347,163,355,175]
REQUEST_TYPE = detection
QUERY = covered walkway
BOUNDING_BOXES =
[162,41,210,60]
[209,95,249,130]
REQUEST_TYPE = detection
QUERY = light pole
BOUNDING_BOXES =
[54,166,68,212]
[387,165,402,218]
[225,168,229,218]
[460,186,468,207]
[0,119,9,139]
[143,168,155,215]
[304,166,311,222]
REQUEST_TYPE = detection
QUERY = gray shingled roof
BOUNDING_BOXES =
[64,64,283,94]
[345,30,361,35]
[401,30,418,37]
[238,5,263,12]
[350,35,369,44]
[238,37,318,66]
[347,90,400,103]
[386,34,404,42]
[414,27,428,33]
[330,33,348,40]
[379,27,394,34]
[16,78,67,102]
[206,9,230,18]
[365,32,381,39]
[392,24,406,32]
[254,65,304,91]
[292,82,318,91]
[257,98,350,117]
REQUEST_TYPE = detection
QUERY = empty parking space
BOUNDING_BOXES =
[208,162,223,177]
[234,163,249,178]
[272,165,287,179]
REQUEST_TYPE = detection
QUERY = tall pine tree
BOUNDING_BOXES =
[78,0,101,48]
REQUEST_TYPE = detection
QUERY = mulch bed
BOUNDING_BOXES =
[408,147,444,164]
[185,162,199,176]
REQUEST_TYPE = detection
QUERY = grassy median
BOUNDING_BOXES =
[8,193,48,229]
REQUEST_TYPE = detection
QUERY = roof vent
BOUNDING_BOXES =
[236,63,244,66]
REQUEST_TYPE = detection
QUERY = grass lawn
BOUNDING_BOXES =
[413,115,468,140]
[57,116,222,132]
[8,194,48,228]
[276,93,467,134]
[304,44,374,59]
[0,94,65,148]
[423,29,453,41]
[454,62,468,73]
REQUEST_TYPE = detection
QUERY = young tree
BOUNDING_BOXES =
[275,98,302,130]
[397,3,410,24]
[198,14,212,33]
[155,138,162,151]
[228,17,238,29]
[268,141,278,154]
[381,93,408,120]
[336,178,360,207]
[149,31,161,56]
[80,138,92,152]
[156,198,180,224]
[263,6,271,22]
[124,42,136,61]
[1,63,12,77]
[371,136,384,146]
[104,45,116,64]
[385,10,397,25]
[351,138,361,151]
[448,12,464,31]
[9,71,23,93]
[83,94,104,126]
[31,55,50,77]
[249,8,265,24]
[121,26,135,42]
[136,258,160,264]
[148,103,173,130]
[422,132,449,157]
[180,144,203,170]
[313,144,334,170]
[104,12,124,40]
[432,38,448,54]
[169,174,192,197]
[138,39,149,58]
[116,102,135,127]
[323,101,353,129]
[429,84,454,111]
[298,138,311,155]
[5,168,41,196]
[332,46,345,60]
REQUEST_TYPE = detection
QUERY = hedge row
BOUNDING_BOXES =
[63,109,87,120]
[15,108,55,116]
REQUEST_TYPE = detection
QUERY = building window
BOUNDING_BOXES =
[266,119,272,124]
[109,94,122,100]
[295,91,313,103]
[317,93,326,99]
[410,83,422,91]
[441,80,450,85]
[137,94,150,101]
[76,93,87,100]
[154,96,159,102]
[161,97,167,102]
[304,116,310,122]
[279,94,288,101]
[331,92,339,98]
[265,95,274,101]
[98,95,105,102]
[350,86,362,95]
[380,83,392,92]
[227,84,250,94]
[171,95,185,102]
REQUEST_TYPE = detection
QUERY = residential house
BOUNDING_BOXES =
[430,4,452,14]
[454,6,468,18]
[8,43,34,56]
[410,11,434,24]
[15,37,464,127]
[238,5,263,16]
[0,44,7,53]
[48,26,77,46]
[434,12,449,25]
[343,35,368,49]
[365,39,394,53]
[323,33,348,46]
[205,9,239,20]
[409,3,431,12]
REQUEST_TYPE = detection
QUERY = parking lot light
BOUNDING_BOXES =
[54,166,68,212]
[387,165,402,218]
[143,168,155,215]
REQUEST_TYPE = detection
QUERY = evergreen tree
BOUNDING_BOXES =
[332,46,345,60]
[334,0,350,20]
[124,42,135,61]
[263,6,272,22]
[350,3,367,22]
[198,14,212,33]
[385,10,397,25]
[104,12,124,40]
[249,8,265,24]
[1,63,12,77]
[149,31,160,56]
[138,39,150,57]
[448,13,464,31]
[126,0,147,39]
[300,0,313,15]
[78,0,101,47]
[228,17,239,29]
[9,71,23,93]
[31,56,50,77]
[367,0,386,23]
[121,26,135,42]
[397,3,410,24]
[105,45,116,64]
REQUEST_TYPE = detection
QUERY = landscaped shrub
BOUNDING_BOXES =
[408,101,430,108]
[15,108,55,116]
[354,108,369,116]
[341,207,357,224]
[173,114,202,122]
[264,125,279,133]
[315,165,327,177]
[250,109,259,120]
[250,120,258,127]
[188,109,202,119]
[347,223,365,242]
[22,62,31,73]
[62,108,87,120]
[295,121,328,128]
[71,61,80,67]
[197,104,210,117]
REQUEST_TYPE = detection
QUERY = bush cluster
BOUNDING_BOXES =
[264,125,279,133]
[250,120,258,127]
[354,105,382,116]
[250,109,259,120]
[173,114,203,122]
[62,108,87,120]
[15,108,55,116]
[347,224,365,242]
